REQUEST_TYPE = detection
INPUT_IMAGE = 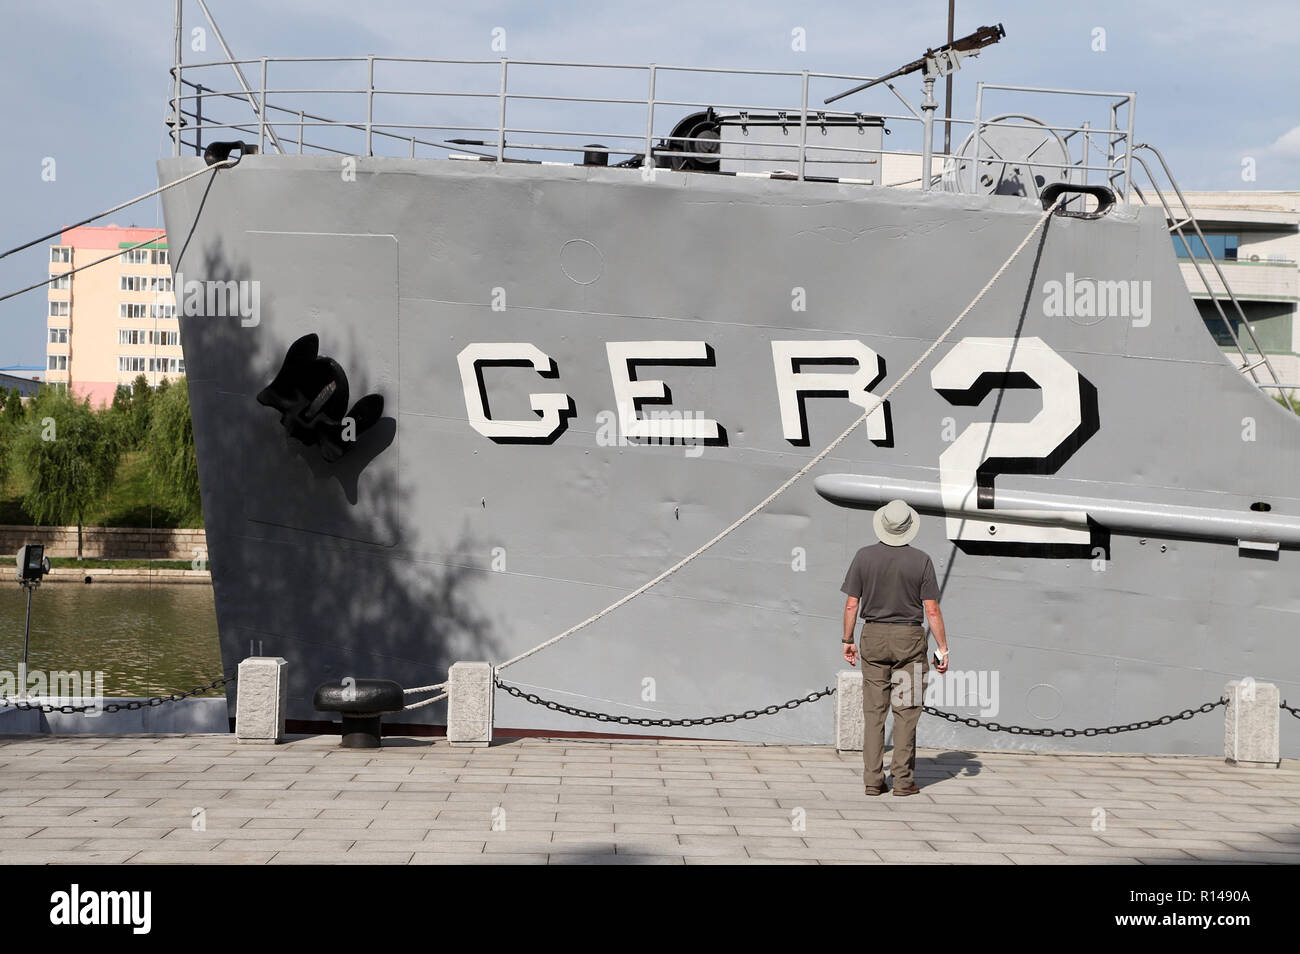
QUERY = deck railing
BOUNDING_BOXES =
[167,55,1136,200]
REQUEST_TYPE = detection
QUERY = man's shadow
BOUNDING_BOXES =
[908,749,983,782]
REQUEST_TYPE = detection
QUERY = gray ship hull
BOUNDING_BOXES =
[157,155,1300,755]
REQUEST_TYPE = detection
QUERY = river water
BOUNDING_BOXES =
[0,583,221,697]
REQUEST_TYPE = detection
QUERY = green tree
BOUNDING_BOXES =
[0,389,16,490]
[146,378,201,522]
[128,373,153,448]
[15,390,120,558]
[27,383,59,419]
[104,385,133,447]
[2,388,24,428]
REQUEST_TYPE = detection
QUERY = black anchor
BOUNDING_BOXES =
[256,333,384,462]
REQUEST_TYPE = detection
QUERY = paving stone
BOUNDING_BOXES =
[410,852,546,864]
[2,734,1296,865]
[553,853,686,865]
[875,848,1015,864]
[17,849,138,864]
[0,836,92,853]
[126,850,275,864]
[685,856,819,865]
[30,826,172,840]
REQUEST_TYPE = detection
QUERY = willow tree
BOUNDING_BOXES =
[0,388,30,492]
[15,389,120,558]
[128,373,153,448]
[1,388,24,428]
[0,389,16,490]
[146,378,201,523]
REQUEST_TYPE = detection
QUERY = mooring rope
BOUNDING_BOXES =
[0,161,237,305]
[403,691,448,711]
[1,235,173,305]
[0,160,236,262]
[496,200,1062,672]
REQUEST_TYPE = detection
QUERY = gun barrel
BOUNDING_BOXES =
[823,58,924,104]
[823,23,1005,105]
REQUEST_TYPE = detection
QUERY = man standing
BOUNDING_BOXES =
[840,499,950,796]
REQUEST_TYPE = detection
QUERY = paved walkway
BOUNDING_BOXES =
[0,734,1297,864]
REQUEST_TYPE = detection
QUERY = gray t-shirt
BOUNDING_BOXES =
[840,543,940,624]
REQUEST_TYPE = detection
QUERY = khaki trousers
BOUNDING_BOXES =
[859,622,928,789]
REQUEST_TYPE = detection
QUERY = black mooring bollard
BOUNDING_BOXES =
[312,679,405,748]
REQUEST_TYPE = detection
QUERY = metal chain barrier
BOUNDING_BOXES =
[1282,699,1300,720]
[495,677,833,728]
[0,673,234,714]
[0,669,1277,731]
[498,678,1237,738]
[922,697,1228,737]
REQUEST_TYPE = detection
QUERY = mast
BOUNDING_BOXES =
[172,0,182,157]
[943,0,954,156]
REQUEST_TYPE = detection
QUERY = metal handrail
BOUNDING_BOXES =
[168,53,1139,197]
[176,80,504,158]
[1123,145,1297,411]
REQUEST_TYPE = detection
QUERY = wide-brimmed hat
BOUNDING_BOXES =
[873,499,920,546]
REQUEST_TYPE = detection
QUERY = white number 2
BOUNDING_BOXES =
[930,337,1098,550]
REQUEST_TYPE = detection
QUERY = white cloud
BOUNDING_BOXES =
[1268,125,1300,159]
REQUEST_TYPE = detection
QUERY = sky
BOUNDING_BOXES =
[1,0,1297,370]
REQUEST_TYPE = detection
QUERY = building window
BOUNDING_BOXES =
[49,301,70,317]
[48,328,69,344]
[1173,233,1239,261]
[118,356,147,373]
[119,303,148,318]
[150,276,173,292]
[48,355,68,371]
[178,359,185,373]
[148,330,179,346]
[148,357,182,374]
[118,329,146,345]
[50,247,71,263]
[149,304,176,319]
[151,249,169,265]
[49,274,71,290]
[119,248,150,265]
[120,275,151,291]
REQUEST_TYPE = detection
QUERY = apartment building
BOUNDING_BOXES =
[47,224,183,406]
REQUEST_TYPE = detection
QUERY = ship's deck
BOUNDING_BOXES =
[0,734,1296,864]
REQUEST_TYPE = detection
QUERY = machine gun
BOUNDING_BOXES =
[824,23,1006,105]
